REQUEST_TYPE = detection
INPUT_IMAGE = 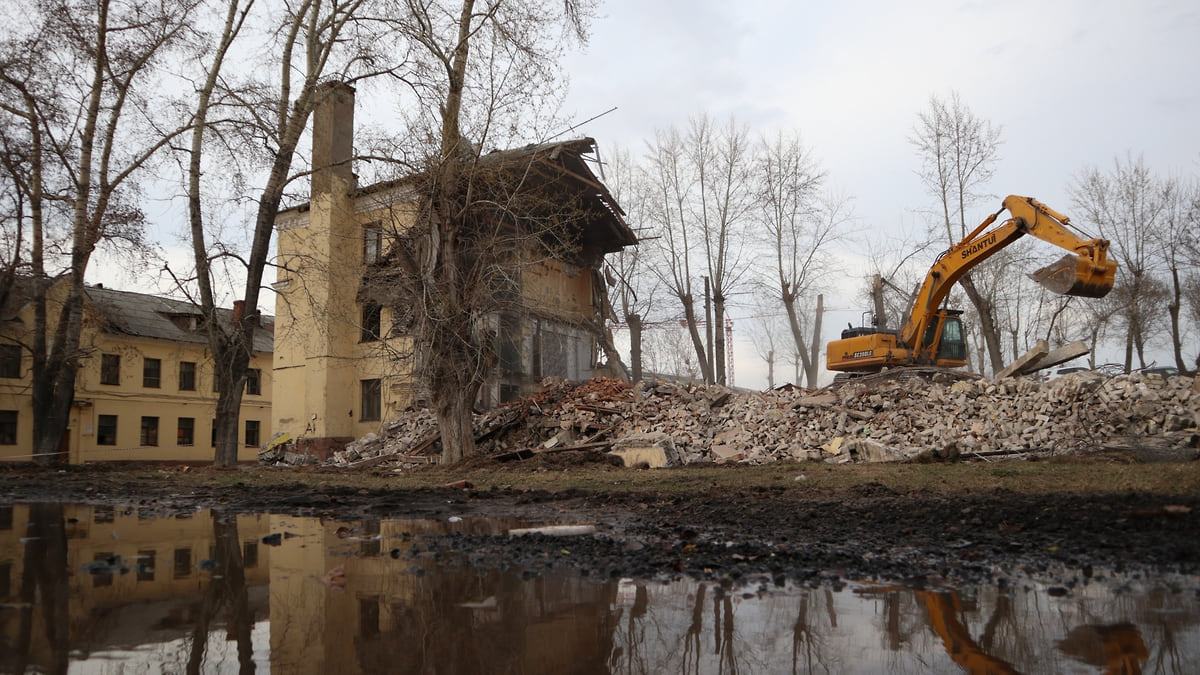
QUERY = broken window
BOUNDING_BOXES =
[361,379,382,421]
[363,222,383,263]
[361,303,382,342]
[498,314,523,374]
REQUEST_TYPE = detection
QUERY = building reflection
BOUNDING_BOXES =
[1,505,1197,674]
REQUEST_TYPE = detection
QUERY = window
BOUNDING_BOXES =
[360,303,381,342]
[0,344,20,378]
[211,419,217,447]
[245,369,261,395]
[242,541,258,568]
[360,379,381,421]
[140,416,159,446]
[212,370,220,392]
[244,420,260,447]
[177,417,194,446]
[179,361,196,391]
[0,411,15,445]
[143,357,161,388]
[100,354,120,385]
[97,415,117,446]
[174,548,192,579]
[363,223,383,263]
[137,550,155,582]
[92,552,114,587]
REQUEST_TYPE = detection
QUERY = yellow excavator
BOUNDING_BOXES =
[827,195,1117,373]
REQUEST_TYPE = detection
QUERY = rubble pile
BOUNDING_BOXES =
[291,370,1199,469]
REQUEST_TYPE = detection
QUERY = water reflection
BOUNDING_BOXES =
[0,504,1196,674]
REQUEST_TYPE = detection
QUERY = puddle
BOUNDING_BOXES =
[1,503,1197,673]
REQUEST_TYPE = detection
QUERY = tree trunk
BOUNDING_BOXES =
[713,294,727,385]
[959,274,1003,374]
[1167,266,1187,372]
[805,294,823,388]
[679,292,714,384]
[627,313,643,383]
[436,386,477,465]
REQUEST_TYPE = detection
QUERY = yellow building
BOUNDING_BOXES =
[271,83,636,456]
[0,281,273,463]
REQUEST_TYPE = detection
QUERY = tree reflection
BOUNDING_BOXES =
[185,510,255,674]
[8,504,69,675]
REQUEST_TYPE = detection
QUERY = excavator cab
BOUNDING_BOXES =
[919,310,967,367]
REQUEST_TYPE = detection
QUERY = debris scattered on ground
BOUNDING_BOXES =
[260,370,1199,469]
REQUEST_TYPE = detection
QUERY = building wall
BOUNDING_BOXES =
[0,294,273,464]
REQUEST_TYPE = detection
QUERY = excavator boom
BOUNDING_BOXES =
[827,195,1117,373]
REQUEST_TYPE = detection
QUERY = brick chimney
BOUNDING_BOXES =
[312,81,356,196]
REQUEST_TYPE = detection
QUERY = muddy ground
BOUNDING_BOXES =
[2,454,1198,592]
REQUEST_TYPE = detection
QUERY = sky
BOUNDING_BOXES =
[549,0,1200,387]
[87,0,1200,389]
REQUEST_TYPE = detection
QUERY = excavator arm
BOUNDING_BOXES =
[897,195,1116,351]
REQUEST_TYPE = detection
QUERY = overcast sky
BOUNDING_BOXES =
[553,0,1200,386]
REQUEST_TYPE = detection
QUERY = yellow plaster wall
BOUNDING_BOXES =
[0,292,272,464]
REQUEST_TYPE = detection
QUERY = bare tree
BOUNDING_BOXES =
[642,126,713,383]
[1069,154,1173,372]
[0,0,199,462]
[688,115,755,385]
[379,0,599,464]
[910,91,1005,374]
[754,130,851,387]
[180,0,411,465]
[601,144,660,383]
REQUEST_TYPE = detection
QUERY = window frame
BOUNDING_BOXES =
[140,416,159,447]
[177,417,195,446]
[362,222,383,264]
[360,303,382,342]
[100,353,121,385]
[360,379,382,421]
[97,415,118,446]
[245,368,261,396]
[244,420,260,447]
[178,361,196,391]
[0,344,21,378]
[0,410,16,445]
[143,357,161,388]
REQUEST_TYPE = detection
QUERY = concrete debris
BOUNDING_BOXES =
[266,370,1199,470]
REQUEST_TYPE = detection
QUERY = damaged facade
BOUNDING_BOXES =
[271,83,636,456]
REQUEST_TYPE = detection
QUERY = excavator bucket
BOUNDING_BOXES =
[1028,254,1116,298]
